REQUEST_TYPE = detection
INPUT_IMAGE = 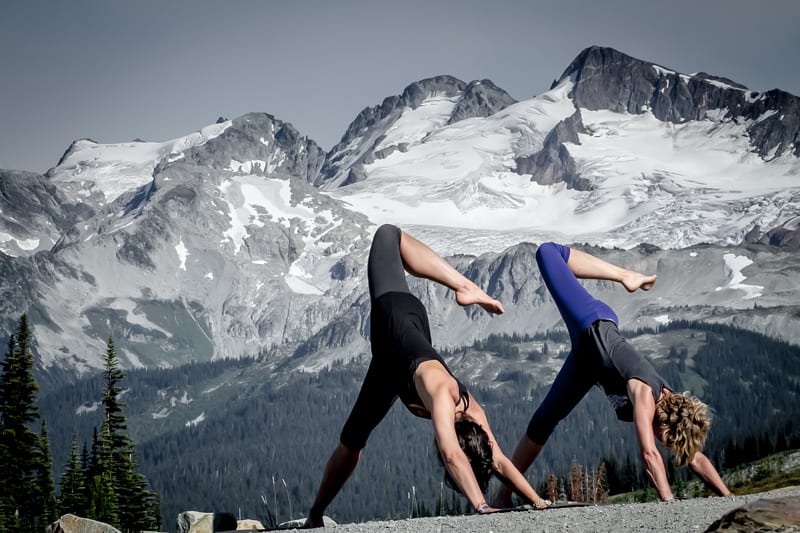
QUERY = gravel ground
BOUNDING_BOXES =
[303,486,800,532]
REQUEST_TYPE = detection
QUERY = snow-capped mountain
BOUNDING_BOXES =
[0,46,798,377]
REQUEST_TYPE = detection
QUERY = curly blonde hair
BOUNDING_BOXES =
[655,392,711,466]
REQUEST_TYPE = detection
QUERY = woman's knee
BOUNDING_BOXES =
[374,224,400,241]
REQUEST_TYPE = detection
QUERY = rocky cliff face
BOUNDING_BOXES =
[182,112,327,182]
[0,170,94,256]
[559,46,800,158]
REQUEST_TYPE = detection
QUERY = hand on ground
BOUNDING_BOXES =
[533,498,552,510]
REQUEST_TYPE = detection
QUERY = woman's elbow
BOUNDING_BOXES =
[640,448,661,465]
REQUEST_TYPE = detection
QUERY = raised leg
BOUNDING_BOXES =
[398,229,504,314]
[369,224,503,314]
[565,247,656,292]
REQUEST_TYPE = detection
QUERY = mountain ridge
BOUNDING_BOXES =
[0,45,798,376]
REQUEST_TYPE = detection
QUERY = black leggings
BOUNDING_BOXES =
[339,224,411,450]
[340,224,468,450]
[367,224,410,300]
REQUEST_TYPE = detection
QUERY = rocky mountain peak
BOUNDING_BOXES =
[399,74,466,107]
[182,112,326,182]
[317,75,517,188]
[556,45,799,158]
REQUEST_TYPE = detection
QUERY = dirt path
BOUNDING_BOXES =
[303,486,800,532]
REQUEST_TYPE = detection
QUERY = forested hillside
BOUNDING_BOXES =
[39,322,800,529]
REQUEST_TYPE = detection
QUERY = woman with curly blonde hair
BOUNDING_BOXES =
[656,391,713,467]
[494,242,731,506]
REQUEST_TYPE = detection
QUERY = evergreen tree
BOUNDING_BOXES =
[59,435,88,517]
[99,337,160,532]
[0,337,15,532]
[33,420,58,527]
[89,419,119,527]
[0,315,42,531]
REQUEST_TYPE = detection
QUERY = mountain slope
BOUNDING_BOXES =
[0,45,798,375]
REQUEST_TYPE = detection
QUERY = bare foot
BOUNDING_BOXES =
[621,272,657,293]
[455,283,504,314]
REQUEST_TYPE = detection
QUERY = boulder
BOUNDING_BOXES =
[236,519,265,530]
[46,514,121,533]
[176,511,236,533]
[705,496,800,532]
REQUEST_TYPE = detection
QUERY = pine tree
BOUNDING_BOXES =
[90,419,119,527]
[0,315,42,531]
[59,435,88,517]
[0,337,15,532]
[99,337,160,532]
[33,420,58,527]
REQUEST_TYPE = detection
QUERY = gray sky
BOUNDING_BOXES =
[1,0,798,174]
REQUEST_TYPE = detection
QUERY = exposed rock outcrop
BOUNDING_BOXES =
[515,110,592,190]
[46,514,121,533]
[176,510,236,533]
[559,45,800,158]
[704,496,800,532]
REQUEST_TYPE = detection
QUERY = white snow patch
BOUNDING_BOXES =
[170,391,192,407]
[50,121,231,203]
[76,401,101,415]
[185,412,206,427]
[285,275,324,295]
[175,239,189,271]
[652,65,677,77]
[205,272,214,280]
[756,110,778,122]
[689,252,698,257]
[375,94,459,152]
[328,81,578,244]
[0,232,40,254]
[227,159,267,173]
[152,408,172,419]
[218,175,316,254]
[715,253,763,299]
[106,299,171,337]
[653,314,671,325]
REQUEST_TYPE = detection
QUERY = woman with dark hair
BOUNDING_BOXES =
[303,224,549,528]
[494,242,731,506]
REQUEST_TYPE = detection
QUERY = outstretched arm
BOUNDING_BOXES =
[415,366,492,512]
[468,398,549,509]
[688,452,732,496]
[430,392,491,511]
[629,380,674,501]
[304,443,361,528]
[399,230,504,314]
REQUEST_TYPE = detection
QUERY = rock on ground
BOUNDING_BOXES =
[705,494,800,532]
[46,514,121,533]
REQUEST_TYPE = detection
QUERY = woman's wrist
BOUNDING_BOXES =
[476,501,490,514]
[660,494,675,502]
